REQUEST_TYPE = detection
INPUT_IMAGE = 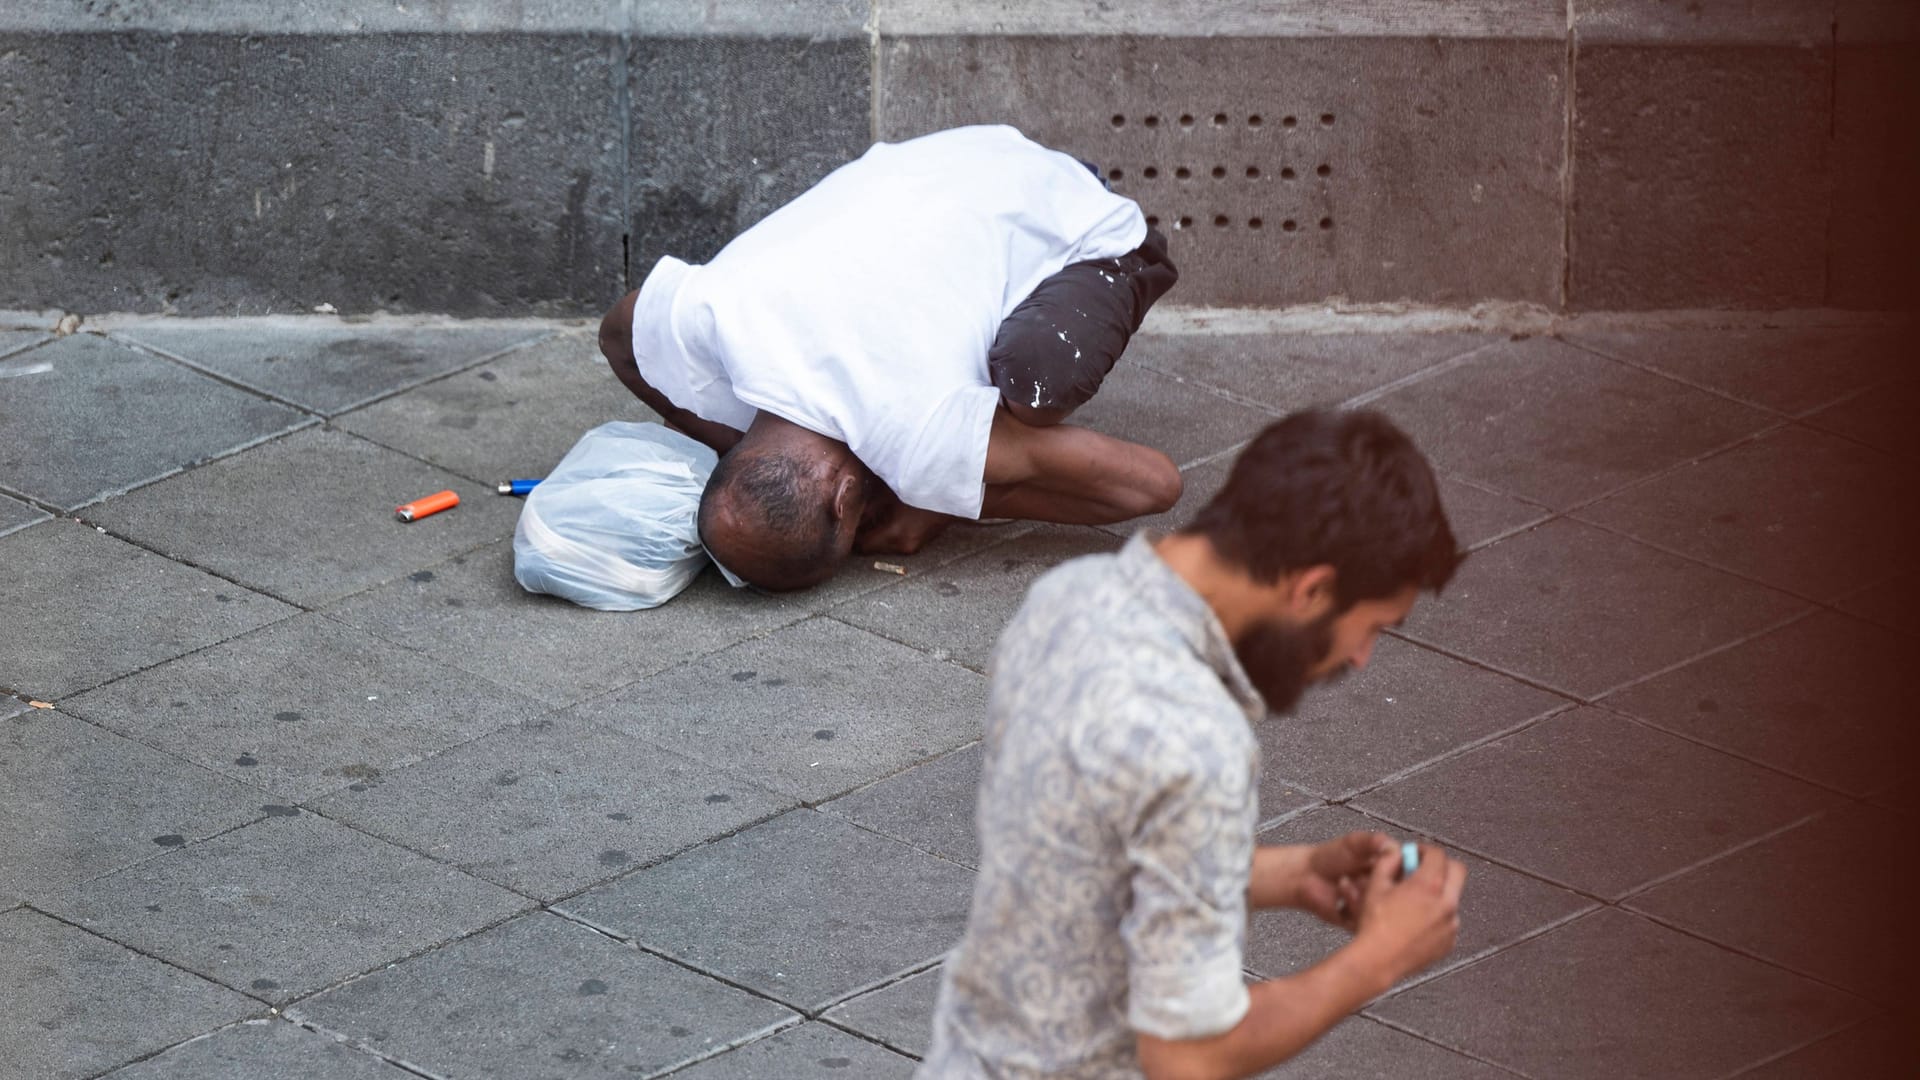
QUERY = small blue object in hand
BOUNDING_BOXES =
[1400,842,1420,880]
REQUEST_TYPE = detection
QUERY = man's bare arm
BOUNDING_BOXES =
[1136,848,1467,1080]
[981,408,1182,524]
[598,291,745,456]
[1137,939,1394,1080]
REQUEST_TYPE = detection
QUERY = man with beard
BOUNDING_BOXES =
[920,409,1469,1080]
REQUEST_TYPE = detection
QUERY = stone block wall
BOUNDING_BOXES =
[0,1,1911,314]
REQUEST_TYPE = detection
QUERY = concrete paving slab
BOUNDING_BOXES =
[1431,476,1552,551]
[1352,708,1833,900]
[1104,458,1550,552]
[1065,361,1281,468]
[882,37,1565,307]
[1364,337,1776,510]
[87,428,519,607]
[560,810,974,1011]
[1574,424,1904,599]
[1399,519,1808,699]
[0,908,258,1080]
[1804,380,1920,461]
[1,708,265,902]
[1563,326,1906,416]
[311,713,792,901]
[671,1022,918,1079]
[1251,1016,1511,1080]
[289,911,796,1080]
[325,540,814,708]
[1126,332,1494,413]
[1626,805,1901,1003]
[831,526,1123,672]
[0,521,296,700]
[64,613,549,803]
[335,331,660,484]
[1247,806,1593,988]
[1255,778,1327,831]
[100,1019,413,1080]
[1742,1019,1912,1080]
[582,618,987,804]
[1603,612,1909,796]
[0,491,49,538]
[821,965,944,1057]
[1569,42,1832,309]
[1255,636,1568,801]
[45,813,526,1003]
[1369,909,1862,1080]
[117,321,552,416]
[797,520,1046,613]
[0,335,307,511]
[0,329,46,358]
[1576,426,1905,602]
[822,744,983,867]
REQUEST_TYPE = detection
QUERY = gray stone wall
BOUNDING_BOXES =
[1,1,1912,315]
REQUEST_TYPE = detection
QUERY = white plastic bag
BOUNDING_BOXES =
[512,421,719,611]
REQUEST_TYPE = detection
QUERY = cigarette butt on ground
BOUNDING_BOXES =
[873,561,907,575]
[28,700,54,709]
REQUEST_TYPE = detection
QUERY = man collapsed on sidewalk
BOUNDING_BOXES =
[921,409,1469,1080]
[600,124,1181,591]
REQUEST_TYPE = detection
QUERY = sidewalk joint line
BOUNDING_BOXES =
[1381,628,1586,703]
[1712,1015,1883,1080]
[1610,807,1833,906]
[1359,1006,1540,1077]
[1580,604,1817,703]
[281,1015,460,1080]
[1331,700,1581,803]
[53,416,325,518]
[1623,905,1882,1013]
[1338,336,1508,409]
[1592,699,1876,803]
[103,330,324,416]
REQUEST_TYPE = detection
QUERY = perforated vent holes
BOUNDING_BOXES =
[1100,110,1338,237]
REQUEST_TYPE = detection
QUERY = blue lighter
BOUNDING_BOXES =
[495,479,542,496]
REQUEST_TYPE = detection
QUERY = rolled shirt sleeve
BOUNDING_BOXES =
[1117,743,1256,1041]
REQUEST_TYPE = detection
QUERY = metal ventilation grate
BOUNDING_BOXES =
[1078,107,1346,303]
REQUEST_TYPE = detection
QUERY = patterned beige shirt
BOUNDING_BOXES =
[920,532,1264,1079]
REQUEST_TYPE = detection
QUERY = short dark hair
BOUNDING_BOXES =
[1182,409,1461,608]
[698,449,842,590]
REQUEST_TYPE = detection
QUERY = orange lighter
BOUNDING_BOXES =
[395,490,460,522]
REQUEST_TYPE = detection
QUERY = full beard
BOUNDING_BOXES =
[1233,611,1341,715]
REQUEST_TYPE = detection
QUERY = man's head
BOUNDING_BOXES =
[697,424,872,592]
[1180,409,1461,713]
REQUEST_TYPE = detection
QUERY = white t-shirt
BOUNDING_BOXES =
[628,125,1147,518]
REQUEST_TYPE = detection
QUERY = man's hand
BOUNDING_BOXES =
[1139,841,1462,1080]
[1249,832,1393,928]
[1351,843,1467,985]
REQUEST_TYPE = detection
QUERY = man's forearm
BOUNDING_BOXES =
[605,361,744,456]
[1246,845,1306,910]
[1137,940,1396,1080]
